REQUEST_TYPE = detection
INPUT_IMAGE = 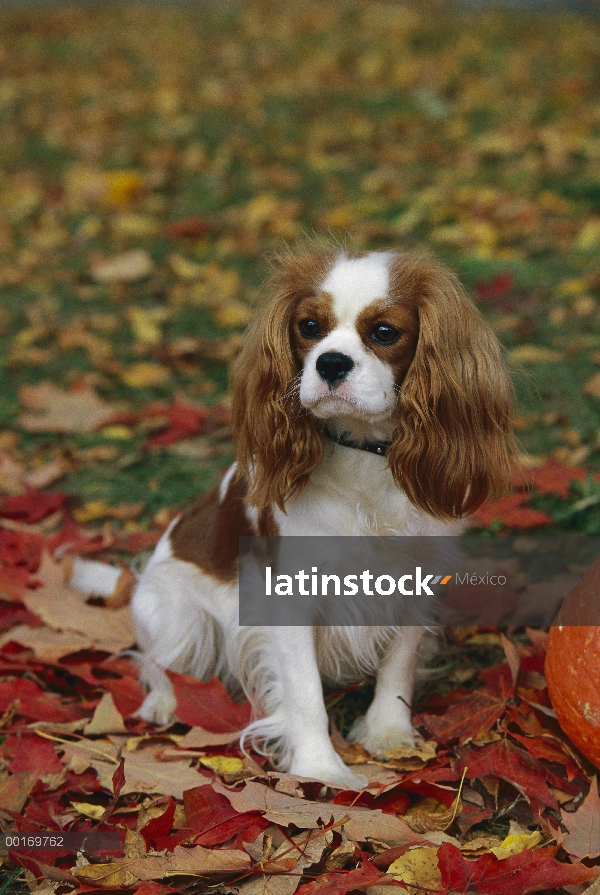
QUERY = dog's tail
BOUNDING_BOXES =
[63,556,137,608]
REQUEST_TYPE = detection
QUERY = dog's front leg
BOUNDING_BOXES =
[348,626,424,755]
[270,626,367,790]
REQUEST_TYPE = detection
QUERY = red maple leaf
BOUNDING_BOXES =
[183,783,239,829]
[5,731,63,776]
[437,841,597,894]
[140,797,176,849]
[167,672,251,731]
[474,493,552,528]
[0,491,67,524]
[415,663,514,745]
[527,458,586,498]
[147,401,208,447]
[0,678,87,723]
[475,272,513,303]
[165,216,210,239]
[295,862,388,895]
[453,738,578,816]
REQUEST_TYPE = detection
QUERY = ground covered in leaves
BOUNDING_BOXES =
[2,1,600,893]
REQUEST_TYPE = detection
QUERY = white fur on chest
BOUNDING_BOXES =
[274,441,453,537]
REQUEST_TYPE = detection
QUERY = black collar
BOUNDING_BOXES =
[323,427,391,457]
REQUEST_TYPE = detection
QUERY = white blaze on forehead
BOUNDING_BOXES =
[320,252,394,325]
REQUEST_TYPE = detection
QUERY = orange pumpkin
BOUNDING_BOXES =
[545,557,600,768]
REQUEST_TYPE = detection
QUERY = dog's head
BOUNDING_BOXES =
[233,243,514,519]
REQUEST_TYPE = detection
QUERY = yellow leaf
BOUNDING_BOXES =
[243,193,279,227]
[213,301,251,329]
[70,800,106,820]
[100,425,134,440]
[169,253,204,281]
[91,249,153,283]
[466,632,502,646]
[107,170,144,206]
[121,362,170,388]
[573,295,596,316]
[508,345,562,364]
[127,307,169,344]
[199,755,244,775]
[113,213,158,238]
[388,846,442,893]
[584,373,600,400]
[75,862,138,887]
[554,278,589,297]
[73,501,111,523]
[576,219,600,251]
[491,830,543,859]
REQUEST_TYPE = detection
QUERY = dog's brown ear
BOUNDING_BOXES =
[387,253,515,520]
[232,246,334,512]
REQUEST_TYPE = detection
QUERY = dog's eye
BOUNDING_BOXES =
[299,319,321,339]
[370,323,402,344]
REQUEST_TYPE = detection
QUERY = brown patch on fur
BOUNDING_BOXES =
[170,475,254,582]
[345,250,368,260]
[355,298,419,386]
[290,291,336,363]
[386,251,515,519]
[257,505,279,536]
[232,244,336,511]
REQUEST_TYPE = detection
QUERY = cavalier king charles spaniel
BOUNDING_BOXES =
[131,243,513,789]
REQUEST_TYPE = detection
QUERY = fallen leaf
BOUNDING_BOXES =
[562,776,600,859]
[212,779,423,846]
[437,841,597,894]
[585,372,600,399]
[453,739,577,816]
[126,843,251,880]
[388,846,442,893]
[508,345,562,364]
[294,862,385,895]
[23,552,136,653]
[416,664,513,745]
[18,382,116,433]
[121,361,171,388]
[490,830,543,859]
[75,862,139,887]
[167,671,251,732]
[474,493,552,529]
[404,790,462,834]
[180,726,244,748]
[526,458,586,498]
[165,217,210,238]
[90,248,153,283]
[84,691,127,735]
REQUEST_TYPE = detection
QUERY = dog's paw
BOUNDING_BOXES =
[290,755,368,791]
[137,689,177,727]
[347,715,423,756]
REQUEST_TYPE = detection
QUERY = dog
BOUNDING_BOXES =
[130,243,514,789]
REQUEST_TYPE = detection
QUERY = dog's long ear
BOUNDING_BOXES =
[387,253,515,520]
[232,246,334,512]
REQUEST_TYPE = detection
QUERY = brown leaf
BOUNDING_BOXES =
[90,249,153,283]
[75,862,139,887]
[84,692,127,735]
[18,382,115,433]
[0,772,35,814]
[212,780,424,846]
[22,552,135,653]
[562,776,600,860]
[585,372,600,399]
[403,792,463,833]
[179,725,244,748]
[127,843,251,880]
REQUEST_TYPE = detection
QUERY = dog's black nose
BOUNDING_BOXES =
[316,352,355,385]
